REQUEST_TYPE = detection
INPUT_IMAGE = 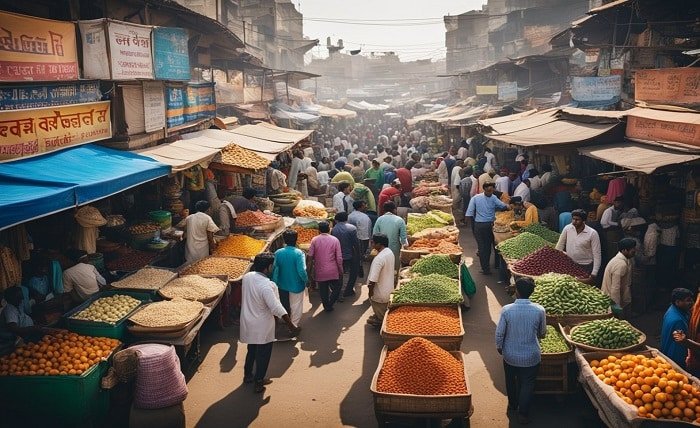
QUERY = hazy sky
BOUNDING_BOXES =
[299,0,486,62]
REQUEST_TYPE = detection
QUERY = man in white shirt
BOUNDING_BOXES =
[240,253,300,393]
[513,179,531,203]
[216,188,237,236]
[601,238,636,317]
[365,234,395,327]
[495,171,514,195]
[601,196,624,230]
[348,200,372,277]
[483,147,496,173]
[305,161,322,195]
[528,169,542,191]
[184,200,219,263]
[540,164,553,187]
[288,151,307,197]
[63,250,106,302]
[556,209,602,280]
[333,182,354,214]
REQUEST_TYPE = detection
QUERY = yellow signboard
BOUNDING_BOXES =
[0,101,112,161]
[476,85,498,95]
[0,11,79,81]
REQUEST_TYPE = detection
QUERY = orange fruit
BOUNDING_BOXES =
[684,408,695,418]
[642,394,655,404]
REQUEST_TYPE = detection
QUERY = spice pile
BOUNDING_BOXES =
[159,275,226,302]
[410,255,458,278]
[293,205,328,219]
[392,274,462,305]
[531,273,611,315]
[111,267,175,290]
[385,306,461,335]
[511,246,590,278]
[571,318,642,349]
[522,223,560,244]
[412,183,448,197]
[235,210,279,227]
[129,298,204,328]
[180,257,250,279]
[376,337,467,395]
[410,226,459,241]
[291,226,319,244]
[105,250,157,272]
[497,232,552,260]
[540,325,570,354]
[213,234,266,258]
[409,239,462,254]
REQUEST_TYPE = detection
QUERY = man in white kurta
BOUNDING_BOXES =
[288,151,308,197]
[601,238,636,315]
[184,200,219,263]
[240,254,300,392]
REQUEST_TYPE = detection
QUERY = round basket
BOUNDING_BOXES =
[428,202,453,214]
[560,323,646,353]
[506,263,538,280]
[400,248,429,266]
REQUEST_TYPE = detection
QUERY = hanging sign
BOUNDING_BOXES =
[635,68,700,107]
[0,81,101,111]
[79,20,111,79]
[627,115,700,148]
[153,27,190,81]
[0,11,79,81]
[107,21,154,80]
[476,85,498,95]
[165,85,185,127]
[143,81,165,133]
[497,82,518,102]
[571,75,621,102]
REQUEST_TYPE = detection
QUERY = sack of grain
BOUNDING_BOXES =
[132,344,188,409]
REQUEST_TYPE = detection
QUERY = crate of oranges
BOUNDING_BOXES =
[577,348,700,425]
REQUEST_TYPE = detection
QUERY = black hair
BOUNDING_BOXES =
[338,182,351,192]
[383,201,396,213]
[318,221,330,233]
[516,277,535,298]
[372,233,389,247]
[283,229,298,246]
[195,200,210,213]
[353,159,361,166]
[529,169,539,177]
[66,248,87,264]
[352,200,365,210]
[328,170,338,179]
[571,209,587,220]
[335,211,349,222]
[671,288,694,304]
[463,166,473,176]
[4,286,23,302]
[251,253,275,272]
[482,182,495,190]
[372,159,380,166]
[243,188,257,199]
[618,238,637,252]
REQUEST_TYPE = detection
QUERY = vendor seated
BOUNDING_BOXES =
[509,196,539,229]
[62,250,106,303]
[25,256,52,306]
[227,187,259,214]
[0,286,53,356]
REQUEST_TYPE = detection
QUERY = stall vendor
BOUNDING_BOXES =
[216,187,237,236]
[509,197,539,229]
[555,209,601,281]
[0,287,59,356]
[227,188,259,214]
[62,250,106,303]
[184,200,219,263]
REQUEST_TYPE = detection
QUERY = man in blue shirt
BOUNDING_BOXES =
[495,278,546,425]
[332,211,361,300]
[272,230,308,327]
[466,181,508,274]
[661,288,694,369]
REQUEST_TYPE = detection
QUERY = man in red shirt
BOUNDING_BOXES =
[394,165,413,207]
[378,179,402,215]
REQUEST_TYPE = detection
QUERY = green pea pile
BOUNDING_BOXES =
[406,211,453,235]
[522,223,560,244]
[392,274,462,304]
[411,255,459,279]
[540,325,570,354]
[530,273,611,315]
[496,232,552,260]
[570,318,641,349]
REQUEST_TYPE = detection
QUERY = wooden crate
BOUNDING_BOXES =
[535,351,576,395]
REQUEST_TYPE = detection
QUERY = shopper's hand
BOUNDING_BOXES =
[673,331,687,343]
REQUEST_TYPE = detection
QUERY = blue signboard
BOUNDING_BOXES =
[166,85,185,127]
[184,82,216,122]
[0,81,102,111]
[153,27,191,81]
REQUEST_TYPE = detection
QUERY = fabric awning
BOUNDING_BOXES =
[179,129,294,161]
[318,106,357,119]
[578,142,700,174]
[229,122,313,144]
[0,145,169,230]
[137,138,222,172]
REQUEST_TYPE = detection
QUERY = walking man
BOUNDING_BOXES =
[332,212,361,299]
[366,234,395,327]
[601,238,637,317]
[240,253,300,393]
[465,182,508,275]
[495,277,546,425]
[308,221,344,311]
[348,200,372,278]
[373,201,408,269]
[333,182,354,214]
[272,230,308,327]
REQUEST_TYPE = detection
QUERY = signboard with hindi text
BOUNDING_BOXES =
[0,101,112,161]
[627,115,700,149]
[108,21,153,80]
[143,82,165,133]
[153,27,190,81]
[0,11,79,81]
[79,20,111,79]
[0,81,102,111]
[635,68,700,107]
[571,76,621,102]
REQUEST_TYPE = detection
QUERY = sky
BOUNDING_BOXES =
[298,0,486,62]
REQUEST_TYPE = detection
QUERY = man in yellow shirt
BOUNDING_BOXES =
[509,196,539,229]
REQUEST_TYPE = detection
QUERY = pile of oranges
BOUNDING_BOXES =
[291,226,319,244]
[0,332,120,377]
[591,354,700,422]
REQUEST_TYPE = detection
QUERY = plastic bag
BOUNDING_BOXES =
[461,264,476,296]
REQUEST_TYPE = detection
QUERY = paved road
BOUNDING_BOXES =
[184,226,663,427]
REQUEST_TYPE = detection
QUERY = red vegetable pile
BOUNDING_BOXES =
[511,246,589,278]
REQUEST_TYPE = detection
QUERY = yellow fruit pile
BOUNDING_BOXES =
[213,234,266,258]
[591,354,700,422]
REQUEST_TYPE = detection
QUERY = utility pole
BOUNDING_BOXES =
[242,20,246,44]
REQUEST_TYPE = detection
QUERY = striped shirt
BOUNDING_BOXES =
[495,299,547,367]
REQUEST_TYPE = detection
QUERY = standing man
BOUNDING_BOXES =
[332,212,361,299]
[227,188,259,214]
[661,288,694,369]
[308,221,344,312]
[216,188,237,236]
[373,201,408,270]
[514,178,531,203]
[333,182,354,214]
[348,200,372,278]
[377,179,402,215]
[459,166,475,225]
[272,230,308,328]
[288,150,308,197]
[183,200,219,263]
[601,196,625,263]
[495,278,547,425]
[240,253,300,393]
[601,238,637,317]
[556,209,602,281]
[365,234,395,327]
[466,182,508,275]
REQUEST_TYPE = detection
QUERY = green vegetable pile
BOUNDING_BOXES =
[531,273,612,315]
[570,318,641,349]
[392,274,462,304]
[540,325,570,354]
[522,223,560,244]
[407,211,453,235]
[410,255,458,279]
[496,232,552,260]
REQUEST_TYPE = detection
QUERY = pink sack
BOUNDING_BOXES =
[132,344,188,409]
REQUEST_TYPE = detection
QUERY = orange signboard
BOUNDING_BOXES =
[635,68,700,107]
[626,115,700,148]
[0,101,112,161]
[0,11,79,81]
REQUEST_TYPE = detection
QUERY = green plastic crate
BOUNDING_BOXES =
[64,290,152,340]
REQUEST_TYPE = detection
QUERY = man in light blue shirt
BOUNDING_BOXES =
[465,181,508,274]
[495,278,546,424]
[272,230,308,327]
[348,200,372,278]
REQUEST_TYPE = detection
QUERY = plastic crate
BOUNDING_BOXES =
[64,290,153,339]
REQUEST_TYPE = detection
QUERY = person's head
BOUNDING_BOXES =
[522,179,531,188]
[328,170,338,179]
[411,152,421,162]
[251,252,275,274]
[294,150,303,159]
[529,169,539,178]
[353,159,361,167]
[462,166,473,178]
[338,182,352,194]
[541,163,552,173]
[571,209,587,230]
[508,172,518,181]
[282,229,298,247]
[618,238,637,258]
[391,179,402,189]
[243,188,256,200]
[484,147,492,154]
[334,160,346,170]
[405,160,416,170]
[515,277,535,299]
[318,221,330,234]
[66,249,87,264]
[195,200,210,213]
[353,200,367,212]
[311,161,318,169]
[4,286,23,306]
[344,149,351,156]
[383,201,397,214]
[613,196,624,210]
[384,156,392,163]
[372,159,380,168]
[487,168,496,178]
[672,288,695,312]
[217,186,228,199]
[483,182,495,197]
[372,233,389,250]
[335,211,348,223]
[511,196,523,211]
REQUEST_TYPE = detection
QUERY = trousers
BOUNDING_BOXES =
[343,258,359,296]
[503,361,540,417]
[318,279,341,310]
[244,342,274,382]
[370,299,388,321]
[474,222,495,272]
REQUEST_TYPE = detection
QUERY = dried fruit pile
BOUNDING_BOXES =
[159,275,227,301]
[111,267,175,290]
[235,210,279,227]
[385,306,461,335]
[217,144,269,170]
[213,234,266,258]
[70,295,141,324]
[291,226,319,244]
[293,205,328,219]
[409,239,462,254]
[129,298,204,328]
[496,232,552,260]
[105,250,157,272]
[511,246,590,278]
[180,257,250,279]
[376,337,467,395]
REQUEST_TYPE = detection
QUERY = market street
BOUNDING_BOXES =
[184,229,610,427]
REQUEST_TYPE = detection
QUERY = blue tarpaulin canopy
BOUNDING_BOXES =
[0,144,170,230]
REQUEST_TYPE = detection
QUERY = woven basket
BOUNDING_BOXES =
[559,323,646,353]
[428,202,453,214]
[380,306,464,350]
[507,263,539,280]
[546,311,613,327]
[370,347,472,416]
[400,248,429,266]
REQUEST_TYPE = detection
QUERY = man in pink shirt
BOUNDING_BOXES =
[308,221,344,311]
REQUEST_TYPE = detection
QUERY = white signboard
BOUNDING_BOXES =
[571,75,621,102]
[79,20,111,79]
[143,81,165,133]
[108,21,153,80]
[498,81,518,102]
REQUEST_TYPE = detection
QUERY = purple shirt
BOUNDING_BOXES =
[309,233,344,282]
